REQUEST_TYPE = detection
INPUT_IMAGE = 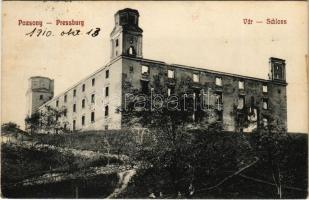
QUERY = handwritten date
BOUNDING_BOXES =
[25,28,101,37]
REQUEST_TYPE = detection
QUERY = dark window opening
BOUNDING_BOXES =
[64,95,67,102]
[82,116,85,126]
[141,80,149,94]
[91,94,95,103]
[73,120,76,131]
[92,78,95,86]
[64,109,67,117]
[105,105,109,117]
[82,99,85,108]
[73,89,76,97]
[105,87,109,97]
[115,39,119,47]
[73,104,76,112]
[40,95,43,100]
[106,70,109,79]
[82,84,85,92]
[56,100,59,107]
[91,112,95,122]
[130,66,134,73]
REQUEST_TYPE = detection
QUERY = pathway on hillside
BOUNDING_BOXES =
[106,169,136,199]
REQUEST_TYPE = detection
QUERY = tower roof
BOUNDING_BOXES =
[115,8,139,16]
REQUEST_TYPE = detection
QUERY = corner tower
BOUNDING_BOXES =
[26,76,54,117]
[269,57,286,82]
[110,8,143,60]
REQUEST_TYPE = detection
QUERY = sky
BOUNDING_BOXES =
[2,1,308,133]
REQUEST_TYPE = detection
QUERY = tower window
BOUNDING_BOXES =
[262,98,268,110]
[106,70,109,79]
[168,69,175,79]
[82,116,85,126]
[263,84,268,93]
[193,73,199,83]
[92,78,95,86]
[238,81,245,90]
[56,100,59,107]
[40,95,43,100]
[82,99,85,108]
[115,39,119,47]
[105,87,109,97]
[105,105,109,117]
[73,89,76,97]
[63,109,67,117]
[64,94,67,103]
[82,84,85,92]
[91,112,95,122]
[215,77,222,86]
[142,65,149,75]
[130,66,134,73]
[128,46,135,55]
[73,104,76,112]
[237,95,245,110]
[91,94,95,103]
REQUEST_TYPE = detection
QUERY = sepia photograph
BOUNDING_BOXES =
[1,1,308,198]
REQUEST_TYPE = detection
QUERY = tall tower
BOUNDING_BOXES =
[26,76,54,117]
[110,8,143,60]
[269,57,286,82]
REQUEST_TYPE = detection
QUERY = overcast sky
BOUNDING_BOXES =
[2,1,308,132]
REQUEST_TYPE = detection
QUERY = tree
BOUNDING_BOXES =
[120,76,255,197]
[25,106,68,134]
[250,113,290,199]
[1,122,20,133]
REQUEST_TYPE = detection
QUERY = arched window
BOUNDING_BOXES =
[128,46,136,55]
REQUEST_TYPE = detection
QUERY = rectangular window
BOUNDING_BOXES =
[73,104,76,112]
[40,95,43,100]
[82,84,85,92]
[168,69,175,79]
[82,116,85,126]
[115,39,119,47]
[91,112,95,122]
[215,77,222,86]
[263,117,268,127]
[64,109,67,117]
[73,120,76,131]
[64,94,67,103]
[215,92,223,111]
[263,98,268,110]
[82,99,85,108]
[263,84,268,93]
[105,105,109,117]
[238,81,245,90]
[105,87,109,97]
[106,70,109,79]
[167,87,175,96]
[237,95,245,110]
[193,73,199,83]
[141,80,149,94]
[56,100,59,107]
[92,78,95,86]
[73,89,76,97]
[91,94,95,103]
[141,65,149,75]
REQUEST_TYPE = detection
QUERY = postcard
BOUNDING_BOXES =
[1,1,308,199]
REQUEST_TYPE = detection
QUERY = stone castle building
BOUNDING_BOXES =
[26,8,287,132]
